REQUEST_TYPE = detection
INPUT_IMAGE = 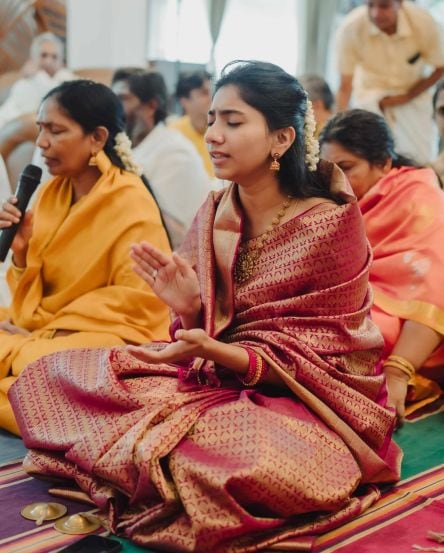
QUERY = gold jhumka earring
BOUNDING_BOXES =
[269,152,280,171]
[88,152,98,167]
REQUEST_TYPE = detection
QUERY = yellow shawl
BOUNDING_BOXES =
[0,152,171,379]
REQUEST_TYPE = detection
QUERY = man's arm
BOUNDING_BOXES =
[407,67,444,100]
[379,67,444,111]
[335,74,353,112]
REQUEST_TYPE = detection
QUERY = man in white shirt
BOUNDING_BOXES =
[0,32,76,187]
[0,33,74,129]
[112,68,213,248]
[335,0,444,163]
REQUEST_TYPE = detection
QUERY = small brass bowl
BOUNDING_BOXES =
[21,502,67,525]
[54,512,102,535]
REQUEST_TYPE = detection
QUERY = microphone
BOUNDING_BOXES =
[0,164,42,262]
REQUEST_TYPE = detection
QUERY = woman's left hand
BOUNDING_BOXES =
[127,328,212,364]
[384,366,409,423]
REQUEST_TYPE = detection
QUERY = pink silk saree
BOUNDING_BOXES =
[360,167,444,409]
[10,165,401,552]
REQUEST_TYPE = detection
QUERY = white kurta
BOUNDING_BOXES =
[0,69,76,129]
[132,123,213,229]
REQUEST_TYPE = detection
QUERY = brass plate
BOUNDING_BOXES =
[54,513,102,535]
[21,502,67,525]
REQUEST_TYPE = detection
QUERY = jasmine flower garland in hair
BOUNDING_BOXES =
[304,99,320,172]
[113,132,142,176]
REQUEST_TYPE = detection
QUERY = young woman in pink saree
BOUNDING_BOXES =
[321,109,444,421]
[10,62,401,552]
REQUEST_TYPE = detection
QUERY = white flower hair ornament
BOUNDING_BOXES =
[304,99,320,172]
[113,132,143,176]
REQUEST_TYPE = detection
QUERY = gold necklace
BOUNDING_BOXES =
[235,197,292,285]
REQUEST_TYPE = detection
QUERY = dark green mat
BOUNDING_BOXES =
[114,537,149,552]
[394,410,444,479]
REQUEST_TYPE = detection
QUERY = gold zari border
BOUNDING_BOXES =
[373,289,444,335]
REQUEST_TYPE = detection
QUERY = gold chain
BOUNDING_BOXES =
[235,197,292,285]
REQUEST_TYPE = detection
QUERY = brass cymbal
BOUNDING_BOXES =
[21,502,67,525]
[54,512,102,535]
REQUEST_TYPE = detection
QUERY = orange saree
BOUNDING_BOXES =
[10,168,401,552]
[359,166,444,410]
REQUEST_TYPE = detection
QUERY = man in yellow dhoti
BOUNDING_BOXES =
[0,80,171,434]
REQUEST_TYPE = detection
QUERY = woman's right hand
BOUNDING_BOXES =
[130,241,201,318]
[0,197,33,263]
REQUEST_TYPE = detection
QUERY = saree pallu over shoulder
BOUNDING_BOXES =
[11,163,401,552]
[180,180,399,483]
[0,155,171,378]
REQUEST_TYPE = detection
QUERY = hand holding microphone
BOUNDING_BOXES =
[0,164,42,264]
[0,199,33,265]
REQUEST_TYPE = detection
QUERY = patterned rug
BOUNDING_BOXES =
[265,411,444,552]
[0,460,112,553]
[269,464,444,552]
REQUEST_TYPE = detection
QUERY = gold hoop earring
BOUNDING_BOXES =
[269,152,280,172]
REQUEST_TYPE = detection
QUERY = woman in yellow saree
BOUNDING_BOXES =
[11,62,401,552]
[321,109,444,420]
[0,81,171,434]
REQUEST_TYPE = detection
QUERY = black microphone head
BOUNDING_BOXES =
[0,164,43,262]
[21,164,42,181]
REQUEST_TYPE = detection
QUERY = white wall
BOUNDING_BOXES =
[67,0,147,69]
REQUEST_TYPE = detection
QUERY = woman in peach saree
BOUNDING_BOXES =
[321,109,444,421]
[10,63,401,553]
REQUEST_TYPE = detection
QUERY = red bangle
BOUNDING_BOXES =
[238,347,267,386]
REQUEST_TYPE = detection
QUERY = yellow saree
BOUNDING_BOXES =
[0,152,171,433]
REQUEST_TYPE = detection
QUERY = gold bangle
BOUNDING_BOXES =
[383,363,413,380]
[386,355,415,373]
[248,355,264,386]
[383,356,415,380]
[384,360,412,372]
